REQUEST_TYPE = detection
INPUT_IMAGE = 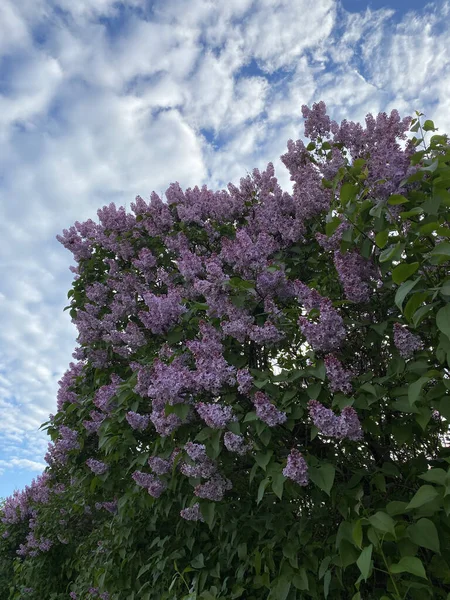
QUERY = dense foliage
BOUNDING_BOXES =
[1,103,450,600]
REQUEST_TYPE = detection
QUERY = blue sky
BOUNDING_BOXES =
[1,0,449,499]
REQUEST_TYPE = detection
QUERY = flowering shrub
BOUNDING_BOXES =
[1,105,450,600]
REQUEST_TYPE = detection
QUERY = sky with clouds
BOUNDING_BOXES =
[1,0,449,499]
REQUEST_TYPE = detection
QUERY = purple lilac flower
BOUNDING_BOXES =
[236,368,253,394]
[125,411,150,431]
[196,402,236,429]
[333,250,372,303]
[308,400,362,441]
[324,355,354,394]
[148,456,172,475]
[194,474,232,501]
[393,323,424,358]
[299,299,346,352]
[70,593,77,599]
[139,289,186,335]
[86,459,108,475]
[283,449,309,486]
[187,322,236,392]
[132,471,167,498]
[252,392,287,427]
[224,432,251,455]
[180,503,204,522]
[315,221,350,251]
[56,361,84,411]
[93,374,122,413]
[181,442,217,479]
[249,321,284,345]
[301,101,332,140]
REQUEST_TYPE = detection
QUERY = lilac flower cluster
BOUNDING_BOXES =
[148,456,172,475]
[299,299,346,352]
[132,471,167,498]
[324,355,354,394]
[282,449,309,486]
[93,374,122,413]
[195,402,236,429]
[187,322,236,393]
[308,400,362,441]
[252,392,287,427]
[224,432,251,455]
[333,250,373,303]
[315,221,349,251]
[56,361,84,411]
[140,289,186,335]
[45,426,80,467]
[194,474,232,502]
[125,411,150,431]
[393,323,424,358]
[236,368,253,395]
[86,459,109,476]
[83,410,106,434]
[180,443,216,479]
[180,503,204,522]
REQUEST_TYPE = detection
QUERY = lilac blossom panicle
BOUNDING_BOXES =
[224,432,251,455]
[195,402,236,428]
[194,474,232,501]
[393,323,424,358]
[125,411,150,431]
[308,400,362,441]
[86,459,109,475]
[333,250,373,303]
[56,361,84,411]
[132,471,167,498]
[299,299,346,352]
[324,355,354,394]
[181,442,217,479]
[187,322,236,392]
[139,288,186,334]
[236,368,253,394]
[252,391,287,427]
[180,503,204,522]
[148,456,172,475]
[315,221,350,251]
[283,449,309,486]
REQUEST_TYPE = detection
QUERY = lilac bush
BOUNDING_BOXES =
[1,104,449,600]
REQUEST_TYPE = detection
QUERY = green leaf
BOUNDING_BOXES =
[137,563,151,579]
[406,485,439,510]
[323,570,331,599]
[191,554,205,569]
[257,478,270,504]
[390,556,427,579]
[340,183,358,205]
[408,518,440,553]
[437,305,450,340]
[430,242,450,258]
[368,512,396,536]
[255,450,273,470]
[395,277,421,310]
[309,464,335,496]
[419,468,447,486]
[388,194,409,205]
[375,230,389,248]
[200,503,215,529]
[386,501,408,516]
[356,545,372,582]
[423,119,436,131]
[271,472,285,500]
[352,519,363,549]
[408,376,429,406]
[379,242,404,263]
[392,262,420,284]
[292,569,309,591]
